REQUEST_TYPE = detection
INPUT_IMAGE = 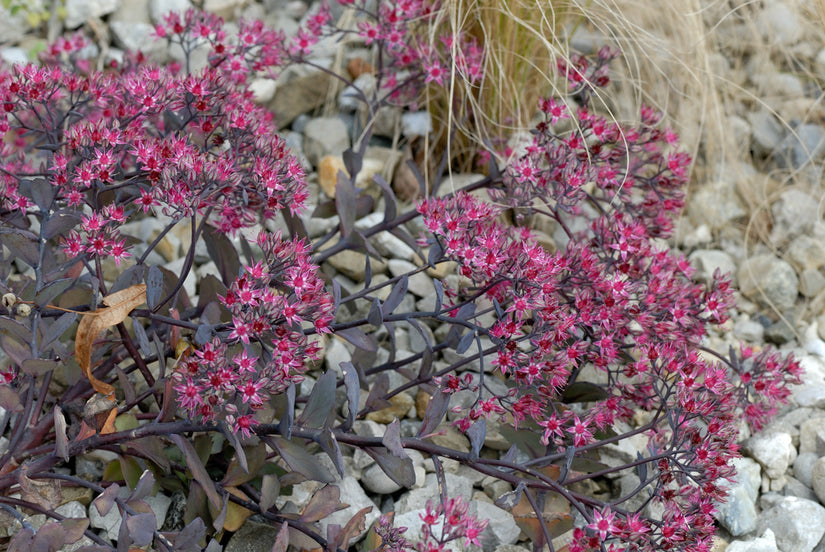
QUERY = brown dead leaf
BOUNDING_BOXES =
[73,420,97,442]
[75,284,146,397]
[99,407,118,435]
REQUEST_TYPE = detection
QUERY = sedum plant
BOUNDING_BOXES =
[0,2,802,552]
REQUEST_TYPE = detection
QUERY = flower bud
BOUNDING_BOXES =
[1,293,15,309]
[16,303,31,317]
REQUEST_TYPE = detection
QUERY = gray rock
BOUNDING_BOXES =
[765,319,796,346]
[749,110,786,155]
[800,417,825,455]
[794,452,819,488]
[303,116,350,167]
[757,496,825,552]
[494,546,532,552]
[817,47,825,79]
[470,500,520,548]
[0,48,28,66]
[109,0,161,55]
[745,432,795,480]
[407,318,435,353]
[55,500,87,519]
[737,254,798,312]
[362,462,403,494]
[689,249,737,285]
[0,7,26,45]
[203,0,243,19]
[775,125,825,169]
[751,72,804,100]
[812,457,825,504]
[771,190,821,244]
[396,473,474,512]
[324,337,352,375]
[783,476,818,501]
[65,0,120,28]
[688,181,747,230]
[401,111,432,137]
[249,78,277,104]
[392,508,436,549]
[735,317,765,343]
[327,250,386,281]
[111,20,163,56]
[799,268,825,298]
[149,0,190,23]
[726,115,753,153]
[338,74,375,112]
[373,106,402,138]
[270,69,335,128]
[482,476,512,501]
[387,259,434,297]
[716,457,761,536]
[354,213,416,261]
[794,384,825,409]
[757,2,803,46]
[726,529,779,552]
[788,236,825,272]
[224,520,282,552]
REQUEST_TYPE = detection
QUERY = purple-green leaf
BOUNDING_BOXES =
[54,406,69,462]
[170,434,221,510]
[365,447,415,489]
[381,419,406,458]
[417,390,449,438]
[260,474,280,513]
[297,369,336,429]
[336,327,377,352]
[34,279,73,308]
[126,512,156,547]
[41,312,77,351]
[203,225,241,286]
[341,361,359,429]
[266,435,335,483]
[93,483,120,516]
[316,428,344,478]
[299,485,342,523]
[1,335,31,366]
[383,275,408,315]
[270,523,289,552]
[145,266,163,310]
[467,419,486,461]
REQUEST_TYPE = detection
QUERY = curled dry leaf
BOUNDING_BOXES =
[75,284,147,397]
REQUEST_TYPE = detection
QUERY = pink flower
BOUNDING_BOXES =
[589,507,617,540]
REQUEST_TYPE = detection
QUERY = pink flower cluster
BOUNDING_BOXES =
[417,497,489,552]
[373,496,488,552]
[332,0,483,104]
[418,70,802,549]
[173,231,334,437]
[0,10,332,437]
[0,21,308,273]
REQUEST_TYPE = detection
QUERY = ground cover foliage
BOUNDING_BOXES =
[0,1,805,551]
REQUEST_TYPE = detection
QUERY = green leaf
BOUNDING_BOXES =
[120,455,143,489]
